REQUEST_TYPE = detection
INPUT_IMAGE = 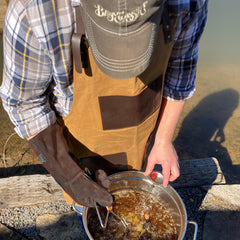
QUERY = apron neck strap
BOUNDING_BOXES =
[72,6,86,73]
[162,2,172,43]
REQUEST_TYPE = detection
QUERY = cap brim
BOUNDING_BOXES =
[84,14,158,79]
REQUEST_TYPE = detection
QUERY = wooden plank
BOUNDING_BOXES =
[0,158,225,209]
[201,184,240,209]
[0,174,65,209]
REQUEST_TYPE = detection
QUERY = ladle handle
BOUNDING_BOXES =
[188,221,198,240]
[149,171,163,184]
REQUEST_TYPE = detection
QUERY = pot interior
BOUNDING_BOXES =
[83,171,187,240]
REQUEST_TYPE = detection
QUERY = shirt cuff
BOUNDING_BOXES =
[163,88,196,101]
[15,112,57,139]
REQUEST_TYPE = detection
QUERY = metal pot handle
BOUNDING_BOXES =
[72,201,83,216]
[188,221,198,240]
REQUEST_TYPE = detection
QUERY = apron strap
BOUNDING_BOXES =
[72,6,86,73]
[162,1,172,43]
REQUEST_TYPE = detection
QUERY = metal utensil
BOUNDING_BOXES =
[72,201,129,229]
[94,202,129,229]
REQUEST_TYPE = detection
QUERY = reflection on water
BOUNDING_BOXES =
[174,89,240,183]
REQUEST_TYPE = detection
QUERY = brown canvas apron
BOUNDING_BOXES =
[61,11,175,204]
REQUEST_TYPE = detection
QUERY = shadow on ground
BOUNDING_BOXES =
[0,212,87,240]
[174,88,240,184]
[0,164,48,178]
[173,88,240,240]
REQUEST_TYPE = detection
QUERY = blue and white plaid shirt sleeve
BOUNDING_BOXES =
[0,0,74,139]
[164,0,208,101]
[0,0,208,139]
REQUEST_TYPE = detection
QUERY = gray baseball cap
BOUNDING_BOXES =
[79,0,166,79]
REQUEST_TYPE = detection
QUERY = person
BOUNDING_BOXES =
[0,0,208,210]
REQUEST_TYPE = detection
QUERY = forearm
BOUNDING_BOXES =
[155,97,185,145]
[27,124,113,207]
[144,97,185,186]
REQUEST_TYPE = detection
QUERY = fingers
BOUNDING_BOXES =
[95,169,110,189]
[144,157,180,186]
[169,163,180,181]
[145,162,180,188]
[144,160,155,176]
[162,164,180,187]
[162,168,170,188]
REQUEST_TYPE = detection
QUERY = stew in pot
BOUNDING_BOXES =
[87,189,177,240]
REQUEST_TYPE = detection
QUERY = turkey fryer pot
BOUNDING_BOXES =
[77,171,198,240]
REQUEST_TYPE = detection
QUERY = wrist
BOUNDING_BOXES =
[154,136,173,146]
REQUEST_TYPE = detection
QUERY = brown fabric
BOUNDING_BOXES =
[28,124,113,207]
[103,152,128,166]
[99,77,163,130]
[64,20,174,169]
[72,34,82,73]
[62,18,176,205]
[60,124,129,173]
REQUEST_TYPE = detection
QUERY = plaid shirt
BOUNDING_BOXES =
[0,0,208,139]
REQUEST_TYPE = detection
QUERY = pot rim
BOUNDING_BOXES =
[82,170,188,240]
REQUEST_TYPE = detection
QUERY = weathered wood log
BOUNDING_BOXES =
[201,184,240,209]
[171,157,226,188]
[0,157,225,208]
[0,174,64,209]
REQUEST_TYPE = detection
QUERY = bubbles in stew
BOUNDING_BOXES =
[87,189,178,240]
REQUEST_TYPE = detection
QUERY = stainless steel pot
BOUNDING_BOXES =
[74,171,197,240]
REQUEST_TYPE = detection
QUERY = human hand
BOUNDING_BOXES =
[144,141,180,187]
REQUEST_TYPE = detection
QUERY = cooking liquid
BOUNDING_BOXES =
[87,189,177,240]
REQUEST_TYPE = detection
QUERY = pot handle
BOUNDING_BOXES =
[72,201,83,216]
[188,221,198,240]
